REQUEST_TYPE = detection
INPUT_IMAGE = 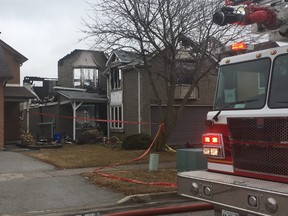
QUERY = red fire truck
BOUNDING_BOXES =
[178,1,288,215]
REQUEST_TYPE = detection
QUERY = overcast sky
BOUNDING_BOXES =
[0,0,95,83]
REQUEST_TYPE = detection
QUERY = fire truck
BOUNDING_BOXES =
[178,0,288,215]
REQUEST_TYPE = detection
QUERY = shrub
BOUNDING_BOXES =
[20,132,36,145]
[78,129,104,144]
[122,133,152,150]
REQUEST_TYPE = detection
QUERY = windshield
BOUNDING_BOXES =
[269,54,288,108]
[214,58,271,110]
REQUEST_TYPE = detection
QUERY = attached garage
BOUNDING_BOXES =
[151,106,212,148]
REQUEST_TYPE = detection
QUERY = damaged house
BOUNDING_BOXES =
[24,50,107,141]
[105,49,216,147]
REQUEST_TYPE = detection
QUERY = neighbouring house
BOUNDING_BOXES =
[22,41,279,146]
[0,40,35,150]
[100,41,279,146]
[104,48,216,147]
[23,49,108,141]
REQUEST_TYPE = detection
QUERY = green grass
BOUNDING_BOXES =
[24,144,177,195]
[24,144,176,169]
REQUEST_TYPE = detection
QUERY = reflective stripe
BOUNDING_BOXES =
[208,162,234,173]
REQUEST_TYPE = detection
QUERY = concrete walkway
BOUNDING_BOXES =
[0,151,125,216]
[0,148,177,216]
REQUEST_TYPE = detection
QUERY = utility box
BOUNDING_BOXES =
[176,149,207,172]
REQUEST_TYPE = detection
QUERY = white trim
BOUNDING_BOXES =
[208,162,234,173]
[6,84,20,87]
[110,105,123,130]
[71,101,83,140]
[53,86,85,92]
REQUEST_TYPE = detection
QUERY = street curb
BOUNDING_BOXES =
[117,191,178,204]
[13,192,193,216]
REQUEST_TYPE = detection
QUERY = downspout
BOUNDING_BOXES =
[134,66,141,134]
[107,102,110,139]
[107,77,110,139]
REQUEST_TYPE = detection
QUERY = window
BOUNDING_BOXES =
[111,68,121,90]
[110,106,123,129]
[74,68,98,88]
[176,61,195,85]
[174,61,198,99]
[76,105,98,129]
[214,58,271,110]
[269,54,288,108]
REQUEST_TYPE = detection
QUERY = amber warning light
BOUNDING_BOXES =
[231,42,247,51]
[216,42,254,55]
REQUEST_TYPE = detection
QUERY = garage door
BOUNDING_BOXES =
[151,106,212,148]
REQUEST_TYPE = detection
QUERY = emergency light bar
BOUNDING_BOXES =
[216,42,254,54]
[231,42,247,50]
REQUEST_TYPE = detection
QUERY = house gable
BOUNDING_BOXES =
[58,49,107,90]
[0,40,27,65]
[106,50,142,67]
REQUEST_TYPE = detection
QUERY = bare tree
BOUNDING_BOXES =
[82,0,261,150]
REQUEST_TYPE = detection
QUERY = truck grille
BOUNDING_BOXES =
[232,144,288,176]
[228,117,288,178]
[227,117,288,143]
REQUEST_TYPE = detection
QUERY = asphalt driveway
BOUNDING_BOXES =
[0,151,124,215]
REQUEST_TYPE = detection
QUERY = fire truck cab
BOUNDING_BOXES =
[177,45,288,216]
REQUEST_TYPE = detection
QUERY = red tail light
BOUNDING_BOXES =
[202,133,223,145]
[202,133,225,158]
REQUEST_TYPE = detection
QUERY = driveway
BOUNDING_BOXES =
[0,151,124,215]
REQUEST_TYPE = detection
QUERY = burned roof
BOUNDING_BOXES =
[114,50,142,63]
[58,49,107,69]
[106,50,143,67]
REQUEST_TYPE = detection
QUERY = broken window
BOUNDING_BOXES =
[110,68,121,90]
[110,106,123,129]
[176,61,195,85]
[76,105,99,129]
[74,68,99,88]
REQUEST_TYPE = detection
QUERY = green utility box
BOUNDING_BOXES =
[176,149,207,172]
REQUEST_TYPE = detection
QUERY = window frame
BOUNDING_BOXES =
[214,58,271,110]
[73,68,99,88]
[110,68,122,90]
[110,106,123,130]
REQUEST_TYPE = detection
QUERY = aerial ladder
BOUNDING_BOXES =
[213,0,288,42]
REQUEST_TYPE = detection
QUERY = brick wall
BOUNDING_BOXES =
[0,84,4,149]
[2,47,20,84]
